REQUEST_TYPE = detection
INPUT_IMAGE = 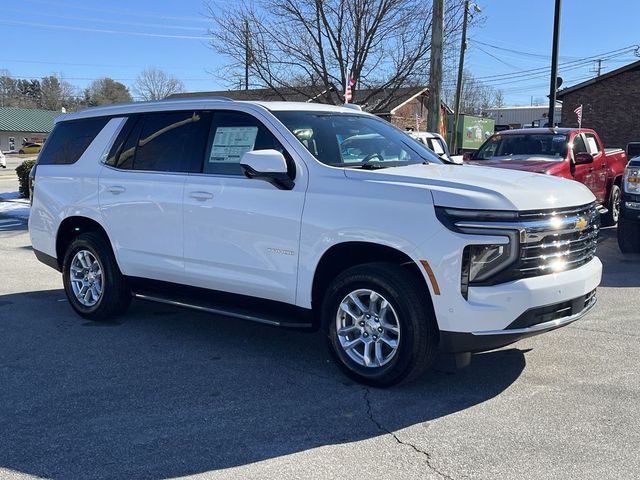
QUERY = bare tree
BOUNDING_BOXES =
[0,70,18,107]
[40,75,76,111]
[207,0,467,111]
[443,70,503,115]
[134,68,185,101]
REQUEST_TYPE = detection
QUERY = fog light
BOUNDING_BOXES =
[625,201,640,210]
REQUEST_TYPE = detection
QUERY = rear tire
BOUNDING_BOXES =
[601,184,621,227]
[322,262,438,387]
[618,218,640,253]
[62,232,131,320]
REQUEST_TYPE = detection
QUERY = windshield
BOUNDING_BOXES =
[475,133,568,160]
[273,111,442,169]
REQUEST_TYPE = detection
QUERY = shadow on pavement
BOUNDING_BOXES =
[0,289,526,479]
[597,227,640,287]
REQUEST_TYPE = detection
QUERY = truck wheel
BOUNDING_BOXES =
[601,184,621,227]
[62,232,131,321]
[618,218,640,254]
[322,262,438,387]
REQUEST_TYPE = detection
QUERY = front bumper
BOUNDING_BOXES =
[621,192,640,223]
[439,289,597,353]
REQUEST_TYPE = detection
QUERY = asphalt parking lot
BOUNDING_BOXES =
[0,187,639,479]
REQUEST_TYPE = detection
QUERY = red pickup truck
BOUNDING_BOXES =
[466,128,628,225]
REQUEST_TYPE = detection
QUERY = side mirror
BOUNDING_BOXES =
[574,152,594,165]
[240,149,294,190]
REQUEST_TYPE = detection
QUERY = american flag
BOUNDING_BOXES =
[574,104,583,127]
[344,76,356,103]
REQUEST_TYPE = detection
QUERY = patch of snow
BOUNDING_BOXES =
[0,191,22,201]
[0,200,30,219]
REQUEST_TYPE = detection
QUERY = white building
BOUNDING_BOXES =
[0,107,60,152]
[483,105,562,129]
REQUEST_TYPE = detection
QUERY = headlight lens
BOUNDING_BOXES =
[435,207,520,299]
[467,244,512,282]
[625,166,640,194]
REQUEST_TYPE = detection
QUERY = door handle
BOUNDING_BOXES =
[189,191,214,201]
[107,185,126,194]
[588,167,594,173]
[601,163,607,168]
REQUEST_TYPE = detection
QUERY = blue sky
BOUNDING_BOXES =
[1,0,638,105]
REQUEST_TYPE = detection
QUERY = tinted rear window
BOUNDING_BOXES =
[38,117,110,165]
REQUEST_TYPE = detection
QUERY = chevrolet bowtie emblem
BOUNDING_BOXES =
[575,217,588,231]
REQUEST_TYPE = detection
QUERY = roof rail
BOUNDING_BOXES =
[166,96,234,102]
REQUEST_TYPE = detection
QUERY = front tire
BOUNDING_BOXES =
[62,232,131,320]
[618,218,640,253]
[322,262,438,387]
[602,184,621,227]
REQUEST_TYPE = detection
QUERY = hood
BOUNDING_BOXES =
[465,157,562,174]
[343,163,595,211]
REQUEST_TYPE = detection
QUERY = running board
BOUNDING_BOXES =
[130,279,313,329]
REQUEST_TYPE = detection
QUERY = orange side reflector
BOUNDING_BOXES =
[420,260,441,296]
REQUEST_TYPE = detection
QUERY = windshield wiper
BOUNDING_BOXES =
[359,163,389,170]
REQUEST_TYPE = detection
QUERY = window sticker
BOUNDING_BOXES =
[210,126,258,163]
[586,136,599,154]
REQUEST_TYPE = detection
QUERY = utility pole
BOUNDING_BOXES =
[451,2,479,153]
[596,58,602,76]
[547,0,561,127]
[244,18,250,90]
[426,0,444,133]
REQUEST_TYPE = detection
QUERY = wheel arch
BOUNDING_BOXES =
[310,241,436,326]
[55,216,114,270]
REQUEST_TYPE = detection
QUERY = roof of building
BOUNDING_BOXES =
[556,60,640,98]
[484,105,562,111]
[169,85,443,115]
[0,107,61,133]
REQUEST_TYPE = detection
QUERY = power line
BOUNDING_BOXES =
[0,58,213,71]
[472,46,638,82]
[0,7,208,32]
[0,19,210,40]
[20,0,213,23]
[1,73,216,82]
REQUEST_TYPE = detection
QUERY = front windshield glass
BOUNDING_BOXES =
[273,111,442,169]
[475,133,568,160]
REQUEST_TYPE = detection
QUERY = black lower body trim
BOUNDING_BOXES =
[507,290,596,330]
[128,277,315,329]
[439,330,525,354]
[34,249,61,272]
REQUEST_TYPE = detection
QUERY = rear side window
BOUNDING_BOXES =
[106,111,209,173]
[38,117,110,165]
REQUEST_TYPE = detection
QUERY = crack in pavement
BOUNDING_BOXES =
[363,388,455,480]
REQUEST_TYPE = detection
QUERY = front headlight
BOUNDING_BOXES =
[625,165,640,194]
[435,207,521,299]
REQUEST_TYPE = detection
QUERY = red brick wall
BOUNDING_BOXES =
[389,97,428,130]
[559,68,640,149]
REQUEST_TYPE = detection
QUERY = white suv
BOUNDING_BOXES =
[29,98,602,386]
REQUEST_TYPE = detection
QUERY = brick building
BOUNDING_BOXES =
[171,86,451,135]
[556,60,640,149]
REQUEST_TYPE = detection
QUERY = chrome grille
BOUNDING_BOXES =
[515,203,599,278]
